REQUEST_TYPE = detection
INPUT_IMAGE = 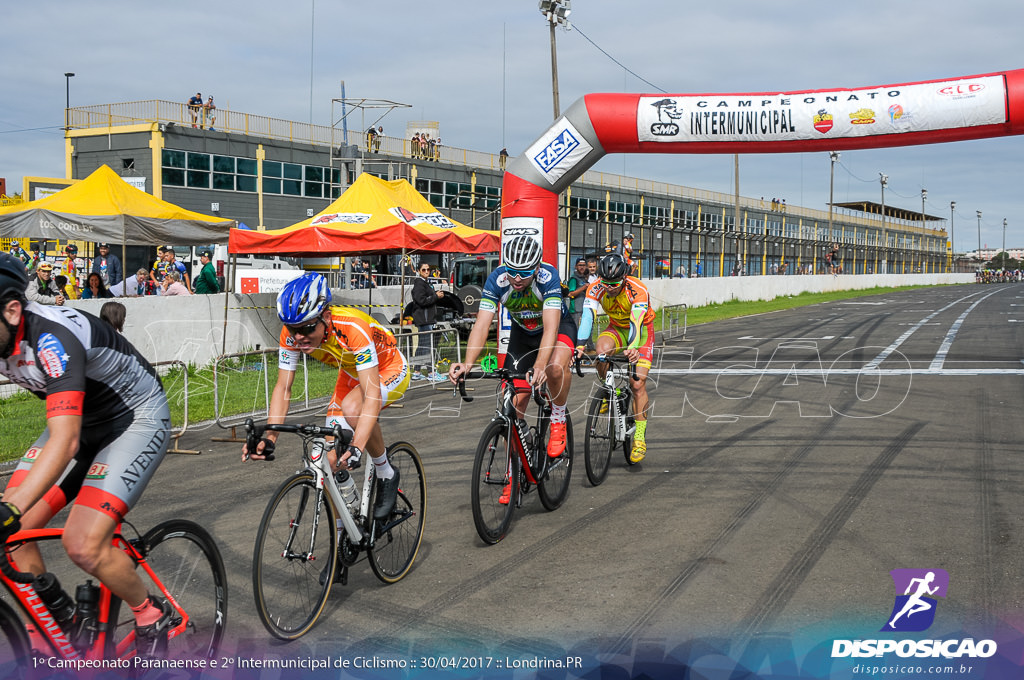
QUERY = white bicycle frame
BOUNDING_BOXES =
[303,439,376,543]
[597,361,633,443]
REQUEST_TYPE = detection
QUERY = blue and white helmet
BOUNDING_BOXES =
[501,235,543,270]
[277,273,332,325]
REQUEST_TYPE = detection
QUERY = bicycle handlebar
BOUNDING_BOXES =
[244,418,351,463]
[581,353,640,381]
[452,367,544,404]
[0,542,34,584]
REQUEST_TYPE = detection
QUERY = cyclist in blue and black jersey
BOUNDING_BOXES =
[448,235,576,469]
[0,252,175,658]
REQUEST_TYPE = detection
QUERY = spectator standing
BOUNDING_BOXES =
[193,250,220,294]
[61,244,81,299]
[433,137,441,161]
[160,270,191,296]
[24,262,64,305]
[566,257,592,350]
[81,272,114,299]
[204,96,216,130]
[187,92,202,127]
[91,242,123,288]
[9,243,30,268]
[374,126,383,153]
[27,244,43,274]
[411,133,421,159]
[499,147,509,170]
[109,268,150,297]
[366,126,377,152]
[410,262,445,378]
[587,256,599,284]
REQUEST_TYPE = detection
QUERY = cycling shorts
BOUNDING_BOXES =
[599,321,655,369]
[325,353,411,421]
[502,313,577,383]
[7,398,172,523]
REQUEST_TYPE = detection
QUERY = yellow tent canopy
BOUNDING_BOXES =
[0,164,235,245]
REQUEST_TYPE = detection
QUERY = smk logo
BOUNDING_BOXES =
[881,568,949,632]
[649,98,683,136]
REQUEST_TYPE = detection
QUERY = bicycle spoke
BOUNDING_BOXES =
[369,444,425,583]
[252,473,336,640]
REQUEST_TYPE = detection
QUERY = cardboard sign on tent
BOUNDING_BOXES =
[0,164,235,245]
[228,173,499,256]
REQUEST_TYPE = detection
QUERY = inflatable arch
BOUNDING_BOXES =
[500,68,1024,260]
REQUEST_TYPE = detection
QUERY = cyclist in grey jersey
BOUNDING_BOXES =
[0,252,175,657]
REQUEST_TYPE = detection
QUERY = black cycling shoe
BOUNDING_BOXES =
[372,468,401,520]
[134,596,173,659]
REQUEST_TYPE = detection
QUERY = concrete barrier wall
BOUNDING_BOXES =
[66,273,974,368]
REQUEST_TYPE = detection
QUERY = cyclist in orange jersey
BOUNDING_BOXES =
[575,252,655,463]
[243,273,410,520]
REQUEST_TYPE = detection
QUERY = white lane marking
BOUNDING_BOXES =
[864,291,988,370]
[929,289,1004,370]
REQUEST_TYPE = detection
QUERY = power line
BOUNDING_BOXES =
[571,23,666,93]
[0,125,63,135]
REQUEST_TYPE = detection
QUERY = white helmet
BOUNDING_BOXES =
[501,235,543,271]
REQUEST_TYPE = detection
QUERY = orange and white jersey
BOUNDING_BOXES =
[278,305,404,377]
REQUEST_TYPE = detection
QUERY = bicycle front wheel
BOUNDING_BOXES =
[368,442,426,584]
[252,472,338,640]
[537,413,573,510]
[471,419,520,545]
[137,519,228,660]
[584,390,615,486]
[0,598,30,679]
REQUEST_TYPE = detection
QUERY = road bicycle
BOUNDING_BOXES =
[245,418,425,640]
[456,367,574,545]
[582,354,639,485]
[0,517,226,675]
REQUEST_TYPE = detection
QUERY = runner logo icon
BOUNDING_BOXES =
[881,568,949,632]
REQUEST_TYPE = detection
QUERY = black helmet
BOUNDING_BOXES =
[0,252,29,304]
[65,244,78,256]
[597,252,629,281]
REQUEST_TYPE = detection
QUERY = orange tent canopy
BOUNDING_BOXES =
[229,173,499,256]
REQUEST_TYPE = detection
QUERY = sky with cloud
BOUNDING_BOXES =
[2,0,1022,249]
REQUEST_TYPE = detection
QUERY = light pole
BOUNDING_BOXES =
[920,188,927,273]
[880,173,888,273]
[1003,218,1007,260]
[976,210,982,257]
[949,201,956,272]
[538,0,571,120]
[64,72,75,131]
[828,151,839,244]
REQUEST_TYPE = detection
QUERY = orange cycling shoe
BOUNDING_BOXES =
[547,421,567,458]
[499,482,511,505]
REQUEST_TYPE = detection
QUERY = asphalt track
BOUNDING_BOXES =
[90,283,1024,676]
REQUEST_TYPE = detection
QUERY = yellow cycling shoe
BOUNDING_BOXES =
[629,438,646,464]
[598,398,609,414]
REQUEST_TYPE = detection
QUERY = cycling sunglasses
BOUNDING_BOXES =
[600,277,625,288]
[286,318,323,336]
[505,267,536,280]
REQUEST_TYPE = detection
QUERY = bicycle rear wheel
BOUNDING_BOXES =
[368,442,426,584]
[252,472,338,640]
[584,390,615,486]
[138,519,228,659]
[471,419,520,544]
[0,598,30,679]
[538,413,573,510]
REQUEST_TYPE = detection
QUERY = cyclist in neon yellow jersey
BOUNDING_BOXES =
[574,252,655,463]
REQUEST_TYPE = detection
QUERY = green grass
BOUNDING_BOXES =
[0,283,934,463]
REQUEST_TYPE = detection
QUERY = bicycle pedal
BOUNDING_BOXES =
[336,564,348,585]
